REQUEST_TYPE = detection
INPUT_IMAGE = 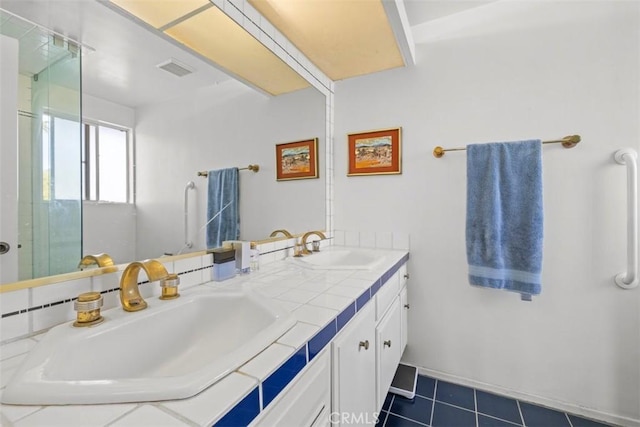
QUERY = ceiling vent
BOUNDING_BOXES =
[156,58,195,77]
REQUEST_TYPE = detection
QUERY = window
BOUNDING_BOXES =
[81,122,131,203]
[41,113,84,201]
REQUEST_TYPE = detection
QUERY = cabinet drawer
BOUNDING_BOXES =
[376,271,399,321]
[252,349,331,427]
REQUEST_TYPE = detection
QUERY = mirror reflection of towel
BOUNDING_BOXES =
[466,140,543,300]
[206,168,239,248]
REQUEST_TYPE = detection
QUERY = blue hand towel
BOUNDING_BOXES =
[466,140,543,299]
[206,168,240,249]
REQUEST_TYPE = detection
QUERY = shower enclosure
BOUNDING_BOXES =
[1,10,82,281]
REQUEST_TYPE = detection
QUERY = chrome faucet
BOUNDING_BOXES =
[300,231,327,255]
[119,260,180,312]
[269,229,293,238]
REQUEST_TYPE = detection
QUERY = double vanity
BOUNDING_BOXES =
[1,245,410,426]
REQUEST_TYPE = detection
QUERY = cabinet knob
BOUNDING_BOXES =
[358,340,370,350]
[404,273,410,279]
[383,340,392,348]
[404,304,410,309]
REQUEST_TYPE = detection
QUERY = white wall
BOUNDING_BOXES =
[0,35,19,283]
[83,93,136,129]
[81,94,136,263]
[334,1,639,424]
[135,81,325,258]
[82,202,136,264]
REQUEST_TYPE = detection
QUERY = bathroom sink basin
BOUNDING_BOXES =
[289,248,385,270]
[2,288,295,405]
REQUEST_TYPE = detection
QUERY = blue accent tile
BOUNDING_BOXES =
[308,320,336,361]
[371,279,382,296]
[476,390,522,424]
[382,270,393,284]
[389,396,432,425]
[567,415,611,427]
[382,393,394,411]
[520,402,571,427]
[435,380,475,410]
[415,375,436,399]
[478,414,521,427]
[431,402,476,427]
[384,413,427,427]
[356,289,371,311]
[213,386,260,427]
[388,263,399,277]
[262,346,307,408]
[337,302,356,331]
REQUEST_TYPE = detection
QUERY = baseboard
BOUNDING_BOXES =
[414,366,639,427]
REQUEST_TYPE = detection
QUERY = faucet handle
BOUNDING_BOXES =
[159,274,180,300]
[73,292,104,327]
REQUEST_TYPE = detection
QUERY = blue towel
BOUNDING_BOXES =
[206,168,240,249]
[466,140,543,299]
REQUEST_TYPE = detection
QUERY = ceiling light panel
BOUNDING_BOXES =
[110,0,210,29]
[164,7,309,95]
[250,0,405,81]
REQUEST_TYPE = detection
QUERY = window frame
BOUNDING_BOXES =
[82,120,132,204]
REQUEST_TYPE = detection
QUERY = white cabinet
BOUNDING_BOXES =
[252,349,331,427]
[331,302,377,427]
[400,285,408,351]
[376,296,402,410]
[253,260,409,427]
[332,263,409,426]
[375,272,399,321]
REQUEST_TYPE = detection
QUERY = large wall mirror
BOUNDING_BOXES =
[0,0,326,286]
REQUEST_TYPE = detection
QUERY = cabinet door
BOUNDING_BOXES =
[332,302,376,427]
[400,285,408,351]
[376,297,402,411]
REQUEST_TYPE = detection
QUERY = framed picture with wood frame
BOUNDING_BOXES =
[347,127,402,176]
[275,138,319,181]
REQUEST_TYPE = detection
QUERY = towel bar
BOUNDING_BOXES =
[433,135,581,158]
[197,165,259,177]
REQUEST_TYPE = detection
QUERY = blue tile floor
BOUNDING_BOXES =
[377,375,613,427]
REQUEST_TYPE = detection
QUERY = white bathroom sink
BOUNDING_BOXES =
[2,288,295,405]
[289,248,386,270]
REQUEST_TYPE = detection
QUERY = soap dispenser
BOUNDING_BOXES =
[250,243,260,271]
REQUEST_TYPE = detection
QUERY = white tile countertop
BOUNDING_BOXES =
[0,247,409,427]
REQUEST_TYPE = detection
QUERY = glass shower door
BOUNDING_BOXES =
[30,49,83,278]
[1,9,83,281]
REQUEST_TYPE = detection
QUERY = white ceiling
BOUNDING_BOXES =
[403,0,498,27]
[0,0,499,108]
